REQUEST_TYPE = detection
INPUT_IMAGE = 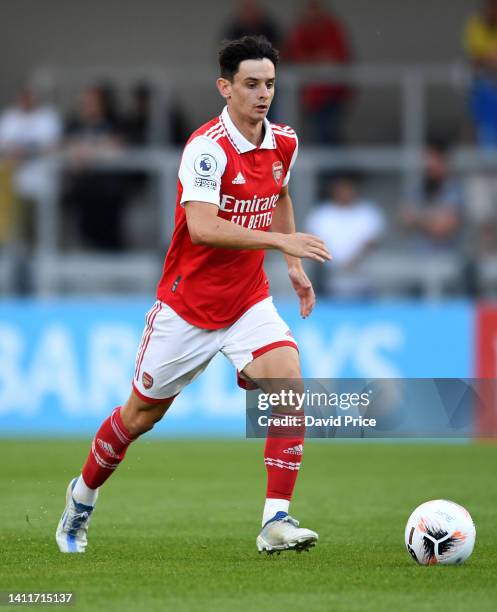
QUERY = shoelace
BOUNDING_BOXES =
[281,515,300,528]
[65,504,91,534]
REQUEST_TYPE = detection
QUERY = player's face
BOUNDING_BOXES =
[222,58,275,123]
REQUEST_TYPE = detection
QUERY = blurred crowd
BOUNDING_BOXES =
[0,83,189,255]
[223,0,352,144]
[1,0,497,298]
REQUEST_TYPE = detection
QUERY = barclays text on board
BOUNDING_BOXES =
[0,299,472,436]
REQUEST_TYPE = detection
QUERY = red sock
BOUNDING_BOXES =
[81,407,137,489]
[264,424,304,500]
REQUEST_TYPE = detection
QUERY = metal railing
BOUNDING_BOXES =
[0,61,491,297]
[0,145,490,297]
[31,62,471,137]
[30,60,473,197]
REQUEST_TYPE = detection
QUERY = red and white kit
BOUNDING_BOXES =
[134,106,299,402]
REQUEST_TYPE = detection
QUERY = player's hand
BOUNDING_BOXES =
[279,233,331,263]
[288,265,316,318]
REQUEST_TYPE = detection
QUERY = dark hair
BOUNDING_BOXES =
[426,139,450,156]
[218,35,279,81]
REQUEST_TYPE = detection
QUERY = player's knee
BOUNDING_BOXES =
[253,363,302,384]
[278,363,302,379]
[272,349,302,379]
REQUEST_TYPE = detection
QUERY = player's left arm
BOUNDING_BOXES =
[272,185,318,319]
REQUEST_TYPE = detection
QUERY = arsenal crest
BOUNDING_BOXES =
[142,371,154,389]
[272,161,283,185]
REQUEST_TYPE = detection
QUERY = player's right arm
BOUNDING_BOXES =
[185,201,331,263]
[179,135,330,263]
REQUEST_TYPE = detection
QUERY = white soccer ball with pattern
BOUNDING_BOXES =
[405,499,476,565]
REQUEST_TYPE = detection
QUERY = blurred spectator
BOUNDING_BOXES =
[0,86,61,244]
[306,174,385,298]
[96,82,123,134]
[0,164,14,245]
[401,145,464,252]
[464,0,497,147]
[124,83,151,146]
[64,87,122,169]
[63,86,128,250]
[167,100,191,146]
[281,0,352,144]
[123,83,189,146]
[465,171,497,255]
[0,87,61,159]
[222,0,280,47]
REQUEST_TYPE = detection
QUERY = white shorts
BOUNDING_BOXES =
[132,296,298,403]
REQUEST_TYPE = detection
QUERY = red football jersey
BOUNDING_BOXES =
[157,106,298,329]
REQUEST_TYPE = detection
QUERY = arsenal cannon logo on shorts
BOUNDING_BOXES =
[142,372,154,390]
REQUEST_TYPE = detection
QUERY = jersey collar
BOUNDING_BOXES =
[220,106,276,153]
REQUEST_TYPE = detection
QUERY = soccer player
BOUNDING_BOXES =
[56,35,331,554]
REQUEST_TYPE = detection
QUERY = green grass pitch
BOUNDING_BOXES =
[1,439,496,611]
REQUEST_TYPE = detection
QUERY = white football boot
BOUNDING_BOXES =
[256,511,318,554]
[55,478,98,553]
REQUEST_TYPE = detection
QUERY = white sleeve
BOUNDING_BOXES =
[39,109,62,147]
[282,137,299,187]
[179,135,227,207]
[305,209,319,235]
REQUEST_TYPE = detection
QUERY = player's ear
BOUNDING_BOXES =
[216,77,232,101]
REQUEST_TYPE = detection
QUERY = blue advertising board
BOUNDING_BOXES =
[0,299,472,436]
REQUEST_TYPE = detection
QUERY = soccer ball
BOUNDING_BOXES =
[405,499,476,565]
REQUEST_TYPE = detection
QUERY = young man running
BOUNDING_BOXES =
[56,35,331,555]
